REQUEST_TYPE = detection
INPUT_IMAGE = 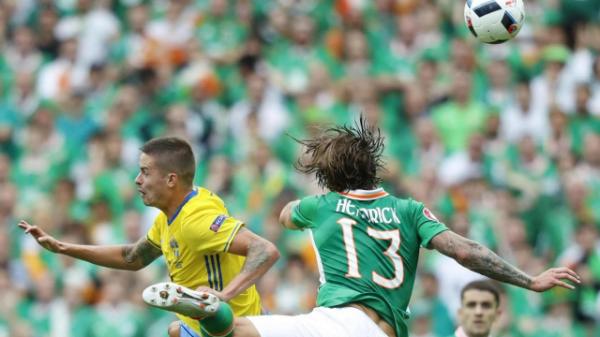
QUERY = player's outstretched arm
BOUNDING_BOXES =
[279,200,300,230]
[18,220,162,271]
[430,230,581,292]
[205,228,279,301]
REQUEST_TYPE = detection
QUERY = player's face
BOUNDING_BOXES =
[458,289,500,337]
[135,153,168,208]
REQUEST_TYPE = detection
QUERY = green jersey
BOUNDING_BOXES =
[291,188,448,337]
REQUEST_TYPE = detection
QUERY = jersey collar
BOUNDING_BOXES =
[338,187,389,200]
[168,188,198,225]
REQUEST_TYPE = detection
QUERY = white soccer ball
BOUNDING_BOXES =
[464,0,525,44]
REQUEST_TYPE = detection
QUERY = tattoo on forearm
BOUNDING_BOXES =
[121,238,162,267]
[460,240,532,288]
[436,232,532,289]
[241,241,272,274]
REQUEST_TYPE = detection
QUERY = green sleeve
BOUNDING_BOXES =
[290,195,320,229]
[410,200,448,249]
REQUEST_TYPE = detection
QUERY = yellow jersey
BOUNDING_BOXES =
[146,187,261,333]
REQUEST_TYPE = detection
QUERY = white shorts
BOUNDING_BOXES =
[246,306,390,337]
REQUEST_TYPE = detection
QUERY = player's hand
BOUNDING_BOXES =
[17,220,63,253]
[529,267,581,292]
[195,286,227,301]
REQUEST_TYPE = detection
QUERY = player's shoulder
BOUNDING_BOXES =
[294,192,333,213]
[303,191,341,209]
[377,193,407,205]
[387,196,423,214]
[295,191,329,205]
[189,186,216,198]
[183,187,227,215]
[195,186,226,204]
[307,191,332,201]
[152,211,168,226]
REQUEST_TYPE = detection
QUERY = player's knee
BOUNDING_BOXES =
[168,321,181,337]
[232,317,260,337]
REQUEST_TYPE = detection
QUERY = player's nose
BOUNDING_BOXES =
[135,173,142,185]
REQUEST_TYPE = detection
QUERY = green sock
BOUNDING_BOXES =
[199,302,234,337]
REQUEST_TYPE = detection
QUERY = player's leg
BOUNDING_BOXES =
[239,312,326,337]
[143,282,234,337]
[168,321,181,337]
[231,317,261,337]
[168,320,211,337]
[238,307,391,337]
[198,302,234,337]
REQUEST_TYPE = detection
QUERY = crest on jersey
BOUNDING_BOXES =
[169,238,182,268]
[423,208,439,222]
[210,215,227,232]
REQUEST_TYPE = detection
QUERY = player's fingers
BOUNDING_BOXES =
[553,279,575,290]
[556,272,580,284]
[553,267,581,282]
[560,268,581,280]
[27,226,44,236]
[18,222,32,231]
[26,227,41,235]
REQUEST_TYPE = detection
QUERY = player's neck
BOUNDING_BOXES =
[164,187,195,219]
[456,327,488,337]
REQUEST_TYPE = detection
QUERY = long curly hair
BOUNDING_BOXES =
[294,117,385,192]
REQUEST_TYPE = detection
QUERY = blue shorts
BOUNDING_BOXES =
[180,322,202,337]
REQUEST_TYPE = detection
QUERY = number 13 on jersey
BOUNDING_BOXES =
[338,218,404,289]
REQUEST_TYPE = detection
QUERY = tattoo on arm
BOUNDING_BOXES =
[459,240,532,288]
[241,240,272,274]
[433,231,532,289]
[121,238,162,268]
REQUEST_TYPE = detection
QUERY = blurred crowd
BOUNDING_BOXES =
[1,0,600,336]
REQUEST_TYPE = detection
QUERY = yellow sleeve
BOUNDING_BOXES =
[146,217,162,250]
[182,204,244,254]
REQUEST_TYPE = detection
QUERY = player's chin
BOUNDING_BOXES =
[470,323,489,333]
[139,193,152,205]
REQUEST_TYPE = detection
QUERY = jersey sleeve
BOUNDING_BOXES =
[182,199,245,254]
[290,195,320,229]
[146,217,162,250]
[410,200,448,249]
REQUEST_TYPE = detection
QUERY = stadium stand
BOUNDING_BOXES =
[0,0,599,336]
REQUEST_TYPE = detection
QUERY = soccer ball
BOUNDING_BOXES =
[464,0,525,44]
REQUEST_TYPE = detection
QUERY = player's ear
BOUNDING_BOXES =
[494,304,502,317]
[166,173,177,187]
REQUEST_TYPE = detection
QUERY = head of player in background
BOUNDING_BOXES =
[135,137,195,210]
[458,280,502,337]
[295,117,385,192]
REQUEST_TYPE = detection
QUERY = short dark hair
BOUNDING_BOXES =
[294,117,385,192]
[461,280,501,307]
[140,137,196,186]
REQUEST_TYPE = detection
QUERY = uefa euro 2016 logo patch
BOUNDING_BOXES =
[423,208,439,222]
[210,215,227,232]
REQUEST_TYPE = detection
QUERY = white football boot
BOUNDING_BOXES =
[142,282,220,319]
